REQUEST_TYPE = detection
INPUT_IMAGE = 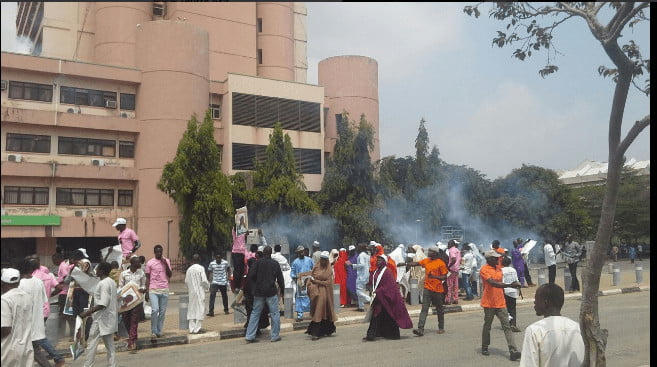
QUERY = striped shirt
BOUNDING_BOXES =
[208,259,229,285]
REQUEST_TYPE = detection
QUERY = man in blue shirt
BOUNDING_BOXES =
[290,245,314,321]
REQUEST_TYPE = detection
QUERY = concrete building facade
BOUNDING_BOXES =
[2,2,379,264]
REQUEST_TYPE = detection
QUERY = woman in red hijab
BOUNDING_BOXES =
[333,248,349,307]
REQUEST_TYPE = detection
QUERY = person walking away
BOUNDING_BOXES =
[346,243,372,312]
[346,245,359,306]
[562,235,582,292]
[242,251,270,333]
[1,268,34,367]
[113,217,140,262]
[333,248,349,307]
[543,240,557,284]
[519,239,535,286]
[408,245,427,303]
[79,262,118,367]
[628,245,636,264]
[69,249,94,339]
[511,240,527,287]
[54,252,76,338]
[244,246,285,343]
[446,240,461,304]
[271,244,292,289]
[185,254,210,334]
[480,250,522,361]
[306,252,337,340]
[231,226,248,292]
[519,284,584,366]
[363,254,413,341]
[406,245,448,336]
[119,256,146,352]
[502,256,522,332]
[290,246,314,321]
[207,253,231,316]
[145,244,172,339]
[460,244,475,301]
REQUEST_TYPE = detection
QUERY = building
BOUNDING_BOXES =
[557,158,650,187]
[1,2,380,264]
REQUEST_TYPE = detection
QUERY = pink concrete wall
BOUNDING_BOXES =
[319,56,380,161]
[256,2,295,81]
[94,2,152,68]
[135,21,210,259]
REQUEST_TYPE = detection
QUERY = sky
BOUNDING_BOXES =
[1,3,649,180]
[305,3,650,179]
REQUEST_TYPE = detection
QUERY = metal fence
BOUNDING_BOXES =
[170,257,189,273]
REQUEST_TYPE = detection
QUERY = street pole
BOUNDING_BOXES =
[415,219,421,244]
[167,219,173,258]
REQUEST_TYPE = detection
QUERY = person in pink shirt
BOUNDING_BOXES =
[28,255,61,319]
[231,226,248,291]
[446,240,462,304]
[113,217,141,260]
[145,244,172,339]
[53,252,76,337]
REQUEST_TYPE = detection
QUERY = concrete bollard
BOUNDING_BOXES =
[409,279,419,306]
[635,263,643,284]
[608,263,614,274]
[333,284,341,314]
[613,264,621,286]
[563,268,572,291]
[537,267,547,286]
[45,303,60,343]
[179,294,189,330]
[284,287,293,319]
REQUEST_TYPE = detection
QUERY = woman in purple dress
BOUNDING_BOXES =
[511,240,526,287]
[346,245,358,306]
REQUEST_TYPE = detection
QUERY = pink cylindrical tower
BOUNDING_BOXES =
[319,55,380,161]
[256,2,295,81]
[94,2,152,67]
[135,20,210,259]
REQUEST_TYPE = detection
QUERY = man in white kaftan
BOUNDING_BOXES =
[185,254,210,334]
[1,268,34,367]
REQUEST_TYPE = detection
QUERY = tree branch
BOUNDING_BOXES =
[607,2,648,42]
[618,115,650,156]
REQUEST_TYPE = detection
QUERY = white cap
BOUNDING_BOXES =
[112,218,127,227]
[339,248,346,252]
[76,248,89,258]
[348,245,356,251]
[369,241,377,247]
[1,268,20,283]
[313,240,320,247]
[398,244,405,248]
[320,251,330,259]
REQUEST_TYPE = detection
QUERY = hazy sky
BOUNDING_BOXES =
[2,3,649,180]
[306,3,650,179]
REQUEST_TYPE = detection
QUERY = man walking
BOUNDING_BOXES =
[519,284,584,366]
[562,235,582,292]
[113,217,140,261]
[347,242,372,312]
[1,268,34,367]
[231,226,248,291]
[543,240,557,284]
[244,246,285,343]
[145,245,172,339]
[311,241,322,264]
[480,250,522,361]
[446,240,461,304]
[119,256,146,352]
[207,253,231,316]
[406,245,449,336]
[80,262,118,367]
[290,245,314,321]
[186,254,210,334]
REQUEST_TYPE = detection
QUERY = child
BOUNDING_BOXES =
[502,256,521,332]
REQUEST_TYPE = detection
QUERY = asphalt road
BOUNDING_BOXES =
[99,291,650,367]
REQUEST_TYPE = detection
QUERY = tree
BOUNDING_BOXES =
[464,3,650,365]
[158,110,234,258]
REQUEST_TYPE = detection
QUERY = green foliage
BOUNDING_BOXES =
[157,110,234,258]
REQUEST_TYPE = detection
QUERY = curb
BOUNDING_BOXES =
[55,285,650,354]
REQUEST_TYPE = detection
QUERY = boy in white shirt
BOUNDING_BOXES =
[502,256,521,332]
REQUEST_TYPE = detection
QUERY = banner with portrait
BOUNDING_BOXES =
[118,282,144,313]
[235,206,249,234]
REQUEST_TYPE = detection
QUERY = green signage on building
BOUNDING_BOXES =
[1,215,61,226]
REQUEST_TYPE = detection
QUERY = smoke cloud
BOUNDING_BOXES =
[1,2,34,54]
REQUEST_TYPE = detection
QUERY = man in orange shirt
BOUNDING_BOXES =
[480,250,522,361]
[405,245,449,336]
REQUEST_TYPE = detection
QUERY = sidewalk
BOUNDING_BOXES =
[53,260,649,357]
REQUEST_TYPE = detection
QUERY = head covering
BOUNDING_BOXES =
[348,245,356,251]
[258,245,265,252]
[377,254,388,263]
[428,245,441,254]
[313,240,320,248]
[1,268,20,284]
[296,245,305,253]
[76,248,89,258]
[375,243,382,248]
[369,241,377,247]
[398,244,404,249]
[319,251,330,259]
[485,250,502,258]
[112,217,127,227]
[339,248,346,252]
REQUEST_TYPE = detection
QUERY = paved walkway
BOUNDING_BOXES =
[52,259,649,357]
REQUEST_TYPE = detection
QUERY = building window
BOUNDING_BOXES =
[60,86,117,107]
[257,18,263,32]
[6,133,51,153]
[58,137,116,157]
[210,104,221,119]
[8,81,53,102]
[120,93,136,110]
[117,190,133,206]
[56,188,114,206]
[153,2,165,16]
[119,141,135,158]
[257,49,263,65]
[232,92,321,133]
[3,186,49,205]
[232,143,321,174]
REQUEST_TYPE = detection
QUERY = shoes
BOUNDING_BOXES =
[127,343,137,353]
[113,334,120,341]
[311,336,320,341]
[510,351,522,361]
[296,317,303,322]
[437,329,445,334]
[452,300,458,305]
[156,333,163,338]
[412,329,424,337]
[511,326,522,332]
[464,297,474,301]
[55,361,66,367]
[340,304,345,308]
[362,336,375,342]
[482,347,490,356]
[271,336,282,342]
[150,333,157,341]
[355,308,365,312]
[206,312,214,317]
[224,310,230,315]
[245,338,258,344]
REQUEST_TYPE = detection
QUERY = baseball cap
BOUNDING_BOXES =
[112,218,127,227]
[485,250,502,258]
[1,268,20,284]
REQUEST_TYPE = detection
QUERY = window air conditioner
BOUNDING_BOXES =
[105,100,117,109]
[91,159,105,166]
[8,154,22,162]
[0,80,7,91]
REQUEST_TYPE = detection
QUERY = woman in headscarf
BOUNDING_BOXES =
[364,254,413,341]
[410,245,427,303]
[333,248,349,307]
[305,251,337,341]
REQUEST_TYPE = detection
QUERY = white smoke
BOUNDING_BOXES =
[1,2,34,54]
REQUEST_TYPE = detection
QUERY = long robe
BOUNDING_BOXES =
[367,266,413,339]
[306,262,337,337]
[291,256,314,313]
[333,250,349,306]
[388,245,406,283]
[346,252,358,298]
[185,264,209,321]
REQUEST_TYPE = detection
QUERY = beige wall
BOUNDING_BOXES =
[94,2,152,67]
[256,2,295,81]
[41,2,96,61]
[293,2,308,83]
